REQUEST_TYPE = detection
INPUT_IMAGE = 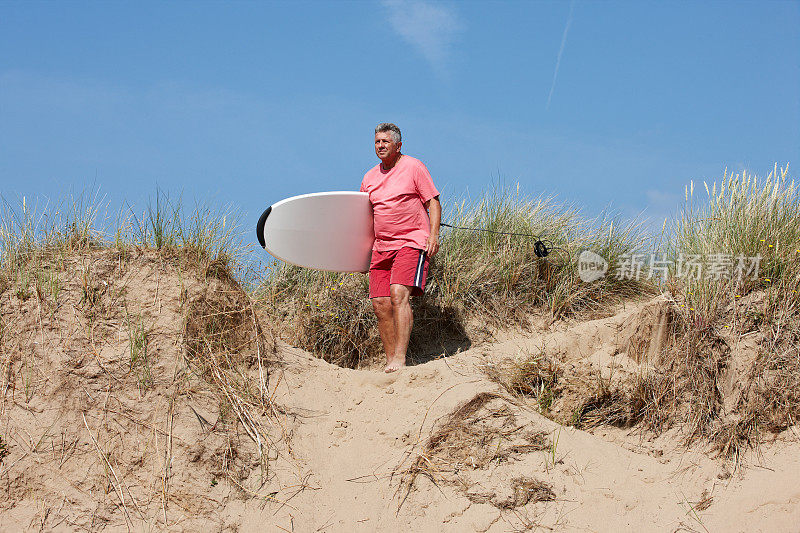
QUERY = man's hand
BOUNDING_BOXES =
[424,195,442,258]
[426,232,439,257]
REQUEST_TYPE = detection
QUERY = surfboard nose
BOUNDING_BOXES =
[256,206,271,249]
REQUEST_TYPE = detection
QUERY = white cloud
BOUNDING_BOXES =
[382,0,463,73]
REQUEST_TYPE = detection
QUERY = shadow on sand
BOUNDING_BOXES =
[407,297,472,366]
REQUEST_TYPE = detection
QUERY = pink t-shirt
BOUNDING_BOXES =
[360,155,439,251]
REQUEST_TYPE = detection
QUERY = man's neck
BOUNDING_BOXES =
[380,153,402,171]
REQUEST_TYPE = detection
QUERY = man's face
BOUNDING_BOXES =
[374,131,401,162]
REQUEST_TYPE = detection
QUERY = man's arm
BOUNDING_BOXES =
[424,195,441,257]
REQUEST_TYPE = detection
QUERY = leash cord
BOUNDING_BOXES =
[440,222,543,240]
[439,222,555,258]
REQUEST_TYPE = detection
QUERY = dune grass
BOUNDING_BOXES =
[669,164,799,320]
[0,190,247,291]
[432,186,654,320]
[4,166,797,459]
[0,189,281,494]
[263,184,654,368]
[487,164,799,457]
[465,166,799,458]
[666,164,800,454]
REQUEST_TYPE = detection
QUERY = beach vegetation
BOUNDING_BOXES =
[264,184,653,368]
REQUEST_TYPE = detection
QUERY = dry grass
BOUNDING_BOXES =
[398,392,552,510]
[484,353,561,412]
[572,385,640,430]
[564,301,750,446]
[2,162,797,528]
[483,165,800,458]
[183,277,283,480]
[0,190,293,528]
[713,329,800,457]
[259,267,380,368]
[551,294,794,460]
[665,164,800,454]
[432,186,653,320]
[264,184,653,368]
[492,477,555,509]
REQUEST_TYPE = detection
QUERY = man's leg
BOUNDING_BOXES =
[386,284,413,372]
[371,297,396,367]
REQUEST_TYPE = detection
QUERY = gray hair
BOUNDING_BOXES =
[375,123,401,143]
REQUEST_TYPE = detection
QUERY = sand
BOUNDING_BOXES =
[1,250,798,531]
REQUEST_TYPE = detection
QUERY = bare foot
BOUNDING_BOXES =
[384,357,406,373]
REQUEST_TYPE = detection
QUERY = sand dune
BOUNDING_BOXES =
[1,249,798,531]
[254,310,800,532]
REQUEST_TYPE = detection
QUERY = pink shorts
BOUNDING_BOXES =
[369,247,429,299]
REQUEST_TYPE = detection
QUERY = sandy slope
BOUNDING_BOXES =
[1,252,797,532]
[0,250,269,531]
[239,305,800,533]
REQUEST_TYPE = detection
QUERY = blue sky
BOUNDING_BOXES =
[1,1,798,241]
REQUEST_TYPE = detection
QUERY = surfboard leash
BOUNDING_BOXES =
[439,222,559,259]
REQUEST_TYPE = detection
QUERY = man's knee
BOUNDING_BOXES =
[371,297,393,318]
[389,284,411,307]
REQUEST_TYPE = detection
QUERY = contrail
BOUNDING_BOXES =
[546,0,575,110]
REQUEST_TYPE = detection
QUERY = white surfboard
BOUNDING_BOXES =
[256,191,374,272]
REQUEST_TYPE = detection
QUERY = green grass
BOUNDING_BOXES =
[0,435,8,464]
[35,267,61,304]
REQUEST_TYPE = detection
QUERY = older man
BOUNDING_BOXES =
[360,123,441,372]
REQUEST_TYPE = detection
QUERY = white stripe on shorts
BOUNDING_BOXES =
[414,250,426,287]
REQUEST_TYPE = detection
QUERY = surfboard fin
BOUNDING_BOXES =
[256,206,271,249]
